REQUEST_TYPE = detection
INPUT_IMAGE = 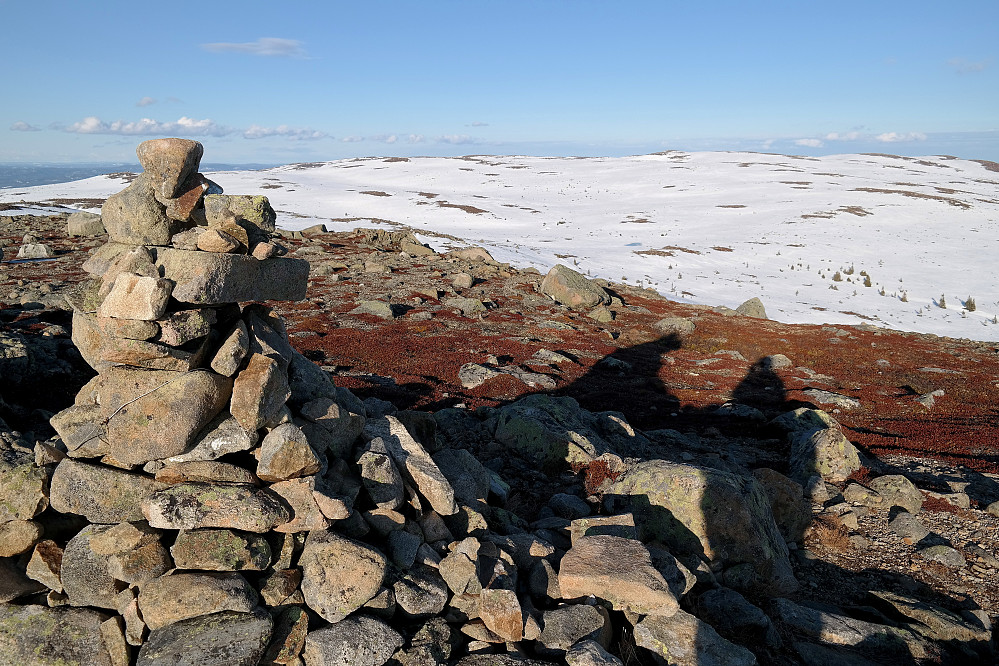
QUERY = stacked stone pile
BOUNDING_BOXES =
[0,139,994,665]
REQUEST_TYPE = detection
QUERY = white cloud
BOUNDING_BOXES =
[948,58,989,74]
[10,121,41,132]
[243,124,327,140]
[368,134,398,144]
[64,116,232,137]
[467,121,489,127]
[202,37,307,58]
[136,96,157,107]
[437,134,477,145]
[875,132,927,143]
[825,131,862,141]
[341,136,363,143]
[794,138,824,148]
[407,134,426,144]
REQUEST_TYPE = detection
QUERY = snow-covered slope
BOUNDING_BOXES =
[3,151,998,341]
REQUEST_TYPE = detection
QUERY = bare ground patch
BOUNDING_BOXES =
[851,187,971,209]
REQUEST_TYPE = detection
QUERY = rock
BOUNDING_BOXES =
[566,640,624,666]
[164,413,258,464]
[96,367,233,466]
[491,394,633,469]
[156,308,216,347]
[61,524,119,609]
[867,591,992,648]
[162,173,211,222]
[351,300,396,318]
[432,448,492,505]
[152,247,309,304]
[444,297,487,316]
[97,315,159,341]
[50,459,168,523]
[203,194,276,233]
[550,492,592,519]
[449,246,496,263]
[136,138,204,199]
[889,511,931,543]
[802,388,861,410]
[736,297,767,319]
[366,415,458,516]
[0,446,50,522]
[97,272,173,321]
[634,609,758,666]
[25,540,64,591]
[789,427,862,484]
[696,587,779,648]
[539,604,607,653]
[269,476,333,533]
[16,242,56,259]
[101,173,184,245]
[540,264,610,308]
[771,598,926,657]
[602,459,797,596]
[170,529,271,570]
[868,475,923,513]
[66,210,106,236]
[143,482,290,532]
[136,608,272,666]
[89,522,171,585]
[138,572,258,630]
[479,588,524,642]
[452,272,475,289]
[752,468,811,543]
[653,316,696,336]
[0,557,46,601]
[210,320,249,377]
[72,310,211,372]
[197,228,241,253]
[359,444,406,510]
[299,530,388,623]
[231,354,291,432]
[559,535,679,616]
[393,565,450,618]
[0,604,126,666]
[154,460,259,485]
[302,614,404,666]
[918,544,966,568]
[256,423,320,482]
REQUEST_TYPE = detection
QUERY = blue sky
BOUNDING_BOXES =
[3,0,997,163]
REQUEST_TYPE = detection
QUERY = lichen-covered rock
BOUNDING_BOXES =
[302,614,403,666]
[299,530,387,623]
[540,264,610,308]
[142,482,290,532]
[868,475,923,514]
[0,519,43,557]
[204,194,276,232]
[789,428,862,484]
[170,529,271,571]
[231,353,291,432]
[136,608,272,666]
[136,138,204,200]
[61,524,120,609]
[50,459,167,523]
[66,210,106,237]
[0,446,50,522]
[97,273,173,321]
[0,604,126,666]
[752,468,811,544]
[256,423,320,482]
[601,459,797,596]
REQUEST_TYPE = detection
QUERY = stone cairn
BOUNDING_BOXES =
[1,139,992,665]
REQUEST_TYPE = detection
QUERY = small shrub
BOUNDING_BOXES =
[832,271,843,282]
[939,294,946,309]
[845,264,855,275]
[863,275,872,287]
[900,291,908,302]
[966,296,976,311]
[846,466,872,485]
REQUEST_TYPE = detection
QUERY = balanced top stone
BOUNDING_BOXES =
[137,138,204,199]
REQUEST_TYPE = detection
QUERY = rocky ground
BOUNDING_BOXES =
[2,206,999,665]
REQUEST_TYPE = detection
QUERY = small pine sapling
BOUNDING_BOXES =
[939,294,946,309]
[863,275,872,287]
[966,296,976,312]
[832,271,843,282]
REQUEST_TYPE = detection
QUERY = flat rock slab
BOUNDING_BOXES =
[50,459,168,523]
[136,609,272,666]
[299,530,387,623]
[152,247,308,304]
[0,604,124,666]
[558,535,679,616]
[143,482,291,532]
[138,572,258,630]
[170,529,271,571]
[634,609,758,666]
